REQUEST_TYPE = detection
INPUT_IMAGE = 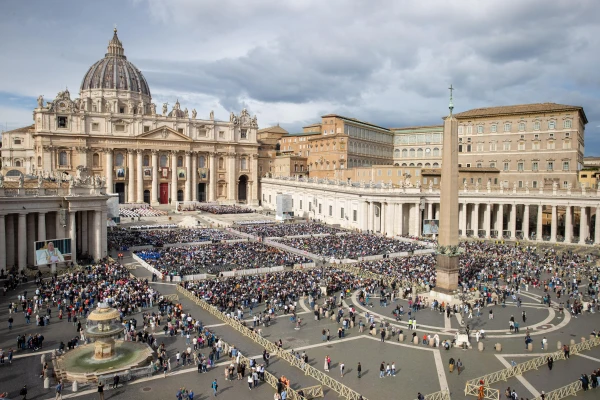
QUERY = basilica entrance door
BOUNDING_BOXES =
[159,183,169,204]
[115,183,125,204]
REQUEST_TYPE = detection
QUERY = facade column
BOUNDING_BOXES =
[459,203,466,237]
[550,205,557,243]
[536,205,543,241]
[484,203,491,239]
[509,204,517,240]
[93,210,101,261]
[55,211,63,239]
[227,154,237,202]
[37,212,46,242]
[151,150,158,205]
[0,215,5,272]
[564,205,572,243]
[472,203,479,238]
[69,211,77,265]
[18,213,27,271]
[251,154,259,206]
[208,153,216,202]
[368,202,374,232]
[381,203,386,234]
[522,204,530,240]
[191,152,198,202]
[184,151,192,202]
[127,150,135,202]
[595,206,600,245]
[496,204,504,238]
[435,203,440,219]
[171,150,178,204]
[101,210,108,259]
[136,149,144,203]
[81,211,88,254]
[579,206,588,244]
[427,202,433,220]
[105,150,113,193]
[388,202,396,236]
[360,201,369,231]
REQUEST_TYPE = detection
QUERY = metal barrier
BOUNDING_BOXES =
[164,294,179,302]
[465,337,600,393]
[176,285,356,399]
[97,365,153,386]
[298,385,325,399]
[464,383,499,400]
[417,390,452,400]
[531,379,582,400]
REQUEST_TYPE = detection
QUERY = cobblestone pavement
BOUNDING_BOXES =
[1,240,599,400]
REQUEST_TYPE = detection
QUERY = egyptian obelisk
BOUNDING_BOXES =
[434,85,459,296]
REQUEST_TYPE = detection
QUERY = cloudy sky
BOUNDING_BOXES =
[1,0,600,153]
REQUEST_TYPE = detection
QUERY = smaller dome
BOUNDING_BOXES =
[168,100,185,118]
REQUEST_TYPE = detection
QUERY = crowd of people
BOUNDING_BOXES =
[108,228,238,249]
[275,234,426,259]
[236,222,344,238]
[135,242,313,276]
[199,205,254,214]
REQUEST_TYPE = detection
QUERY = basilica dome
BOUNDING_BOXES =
[80,29,151,98]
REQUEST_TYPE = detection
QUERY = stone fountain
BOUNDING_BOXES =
[53,303,153,383]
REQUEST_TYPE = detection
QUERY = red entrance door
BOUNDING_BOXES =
[160,183,169,204]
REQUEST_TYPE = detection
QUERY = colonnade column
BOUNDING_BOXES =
[564,206,572,243]
[522,205,530,241]
[484,204,491,239]
[136,150,144,203]
[69,211,77,264]
[509,204,517,240]
[361,201,369,231]
[496,204,504,238]
[396,203,404,236]
[381,203,386,234]
[550,205,557,243]
[184,151,192,202]
[93,210,101,261]
[6,215,15,268]
[472,203,480,237]
[26,214,35,266]
[595,206,600,245]
[459,203,466,236]
[37,212,46,242]
[427,202,433,220]
[579,206,588,244]
[251,154,259,205]
[105,150,113,193]
[368,202,374,232]
[536,205,543,241]
[414,201,421,236]
[388,202,396,236]
[435,203,440,219]
[191,152,198,202]
[55,211,64,239]
[208,153,217,202]
[81,211,88,254]
[151,150,158,205]
[0,215,5,272]
[18,213,27,271]
[127,150,135,203]
[171,150,178,205]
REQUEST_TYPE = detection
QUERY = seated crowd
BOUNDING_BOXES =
[275,234,426,259]
[199,205,254,214]
[236,222,344,238]
[108,228,237,249]
[135,242,312,276]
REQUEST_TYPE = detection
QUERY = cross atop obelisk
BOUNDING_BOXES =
[448,84,454,116]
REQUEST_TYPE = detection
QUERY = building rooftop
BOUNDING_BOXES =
[257,125,289,134]
[285,131,322,137]
[2,124,34,134]
[421,167,500,175]
[390,125,443,131]
[453,103,587,123]
[321,114,391,132]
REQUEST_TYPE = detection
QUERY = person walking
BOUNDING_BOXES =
[541,337,547,350]
[211,379,218,396]
[324,356,329,372]
[340,362,345,377]
[113,374,120,389]
[247,374,253,390]
[379,361,385,378]
[55,381,63,400]
[19,385,27,400]
[547,356,553,371]
[380,328,386,343]
[97,382,105,400]
[456,359,463,375]
[357,362,362,378]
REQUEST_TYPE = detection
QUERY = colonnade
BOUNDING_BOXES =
[0,208,107,273]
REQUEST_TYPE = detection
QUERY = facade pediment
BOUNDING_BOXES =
[136,126,192,142]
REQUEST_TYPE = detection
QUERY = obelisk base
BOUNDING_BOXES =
[430,254,459,304]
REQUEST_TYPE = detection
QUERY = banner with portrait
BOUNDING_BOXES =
[198,168,208,180]
[143,167,152,180]
[177,167,187,180]
[161,168,169,179]
[422,219,439,235]
[115,167,126,180]
[35,238,72,266]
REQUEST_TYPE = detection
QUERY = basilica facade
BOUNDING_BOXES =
[1,29,260,206]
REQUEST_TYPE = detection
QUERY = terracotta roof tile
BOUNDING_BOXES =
[454,103,587,123]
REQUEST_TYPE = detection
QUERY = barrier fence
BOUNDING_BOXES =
[531,379,582,400]
[298,385,325,399]
[465,336,600,394]
[176,285,365,400]
[464,383,500,400]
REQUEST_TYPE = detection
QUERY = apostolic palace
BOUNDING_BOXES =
[1,28,600,273]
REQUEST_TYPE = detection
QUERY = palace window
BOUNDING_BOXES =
[532,142,540,150]
[518,162,524,171]
[533,121,541,130]
[547,161,554,171]
[491,124,497,133]
[547,141,555,150]
[477,125,483,134]
[241,129,247,139]
[548,121,556,130]
[144,126,150,132]
[143,155,150,166]
[489,143,497,151]
[93,153,100,168]
[564,120,572,129]
[532,162,538,171]
[504,123,511,132]
[13,138,22,145]
[160,155,167,167]
[59,151,68,166]
[177,156,183,167]
[489,162,496,168]
[532,181,538,188]
[503,142,510,151]
[563,140,571,149]
[518,142,525,151]
[518,122,525,131]
[218,157,225,169]
[503,162,509,171]
[563,161,570,171]
[199,155,206,168]
[240,158,247,170]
